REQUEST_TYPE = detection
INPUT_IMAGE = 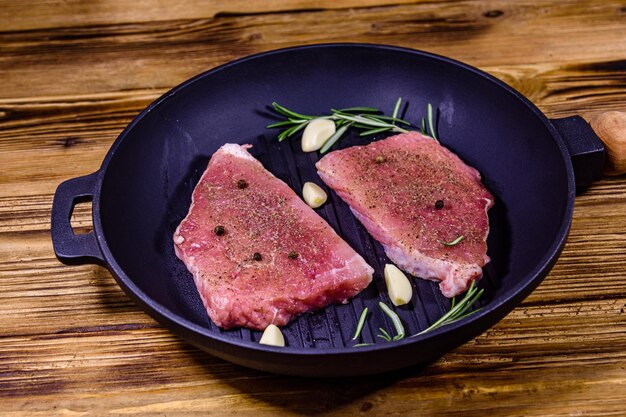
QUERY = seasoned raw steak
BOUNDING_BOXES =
[174,144,373,330]
[316,133,493,297]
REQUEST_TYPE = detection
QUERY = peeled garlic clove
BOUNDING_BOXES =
[302,182,328,208]
[301,118,336,152]
[259,324,285,347]
[384,264,413,306]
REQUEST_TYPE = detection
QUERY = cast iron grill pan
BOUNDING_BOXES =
[51,44,605,376]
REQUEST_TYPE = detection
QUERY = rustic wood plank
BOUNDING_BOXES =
[0,298,624,414]
[1,1,625,99]
[0,0,431,32]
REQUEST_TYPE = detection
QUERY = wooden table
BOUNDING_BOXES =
[2,1,625,415]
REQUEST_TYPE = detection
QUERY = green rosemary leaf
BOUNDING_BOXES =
[379,302,405,341]
[392,97,402,122]
[353,343,373,347]
[445,307,483,326]
[427,103,438,140]
[335,106,380,113]
[278,122,308,142]
[319,122,352,154]
[352,123,378,129]
[335,119,351,127]
[333,109,409,127]
[442,235,465,246]
[455,288,484,317]
[335,114,409,133]
[272,102,315,120]
[277,125,297,141]
[352,307,369,340]
[365,114,411,125]
[266,120,298,128]
[421,117,426,134]
[359,127,390,136]
[377,328,392,342]
[334,113,386,127]
[288,120,310,136]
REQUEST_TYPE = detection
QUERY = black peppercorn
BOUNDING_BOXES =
[214,225,225,235]
[435,200,444,209]
[288,251,298,259]
[237,179,248,189]
[253,252,262,261]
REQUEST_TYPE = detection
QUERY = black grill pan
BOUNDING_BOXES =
[51,44,604,376]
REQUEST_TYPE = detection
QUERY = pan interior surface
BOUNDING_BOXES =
[98,45,570,358]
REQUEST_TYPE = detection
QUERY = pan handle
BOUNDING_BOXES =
[51,171,105,265]
[550,115,605,188]
[588,111,626,176]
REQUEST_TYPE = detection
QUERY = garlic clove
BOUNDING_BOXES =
[384,264,413,306]
[302,182,328,208]
[301,118,336,152]
[259,324,285,347]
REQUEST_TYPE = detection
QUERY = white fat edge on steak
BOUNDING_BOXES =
[383,244,483,297]
[219,143,256,161]
[317,253,375,296]
[481,196,494,264]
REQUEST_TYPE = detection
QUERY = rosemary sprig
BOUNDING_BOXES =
[352,280,484,347]
[413,280,484,336]
[267,100,411,152]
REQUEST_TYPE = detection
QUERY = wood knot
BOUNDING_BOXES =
[483,10,504,18]
[61,137,80,147]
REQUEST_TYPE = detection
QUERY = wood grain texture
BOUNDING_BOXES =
[1,0,626,415]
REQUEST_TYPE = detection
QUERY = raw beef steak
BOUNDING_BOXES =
[316,132,493,297]
[174,144,373,330]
